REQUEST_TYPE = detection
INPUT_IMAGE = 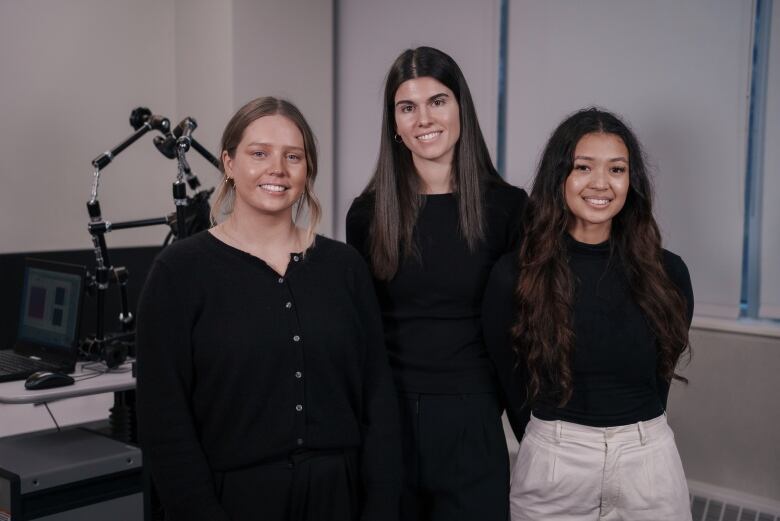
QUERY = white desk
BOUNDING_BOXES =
[0,361,135,404]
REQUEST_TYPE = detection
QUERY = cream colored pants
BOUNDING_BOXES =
[510,414,692,521]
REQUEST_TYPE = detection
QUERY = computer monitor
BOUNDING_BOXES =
[14,258,86,367]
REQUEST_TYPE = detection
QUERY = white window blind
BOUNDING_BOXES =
[504,0,754,319]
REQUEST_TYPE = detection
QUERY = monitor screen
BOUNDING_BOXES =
[17,267,82,349]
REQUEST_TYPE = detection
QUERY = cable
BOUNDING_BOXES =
[73,362,107,382]
[72,360,133,382]
[86,360,133,373]
[43,403,61,432]
[73,371,106,383]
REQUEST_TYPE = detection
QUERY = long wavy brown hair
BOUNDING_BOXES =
[512,108,690,406]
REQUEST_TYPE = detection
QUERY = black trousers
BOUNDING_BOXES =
[399,393,509,521]
[212,449,359,521]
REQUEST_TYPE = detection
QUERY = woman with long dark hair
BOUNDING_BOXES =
[137,97,401,521]
[347,47,528,520]
[483,108,693,520]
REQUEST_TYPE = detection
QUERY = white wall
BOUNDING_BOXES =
[174,0,234,182]
[0,0,333,254]
[0,0,178,253]
[334,0,501,239]
[232,0,334,235]
[668,328,780,501]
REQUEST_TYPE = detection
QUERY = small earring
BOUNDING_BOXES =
[394,133,403,143]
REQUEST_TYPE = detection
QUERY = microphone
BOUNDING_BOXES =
[129,107,170,133]
[175,117,197,152]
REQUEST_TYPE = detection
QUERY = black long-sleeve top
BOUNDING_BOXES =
[346,182,528,394]
[482,236,694,437]
[136,231,401,521]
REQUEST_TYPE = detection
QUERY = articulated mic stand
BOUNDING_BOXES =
[83,107,219,442]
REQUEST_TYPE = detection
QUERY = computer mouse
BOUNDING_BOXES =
[25,371,75,390]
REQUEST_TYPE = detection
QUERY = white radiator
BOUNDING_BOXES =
[689,479,780,521]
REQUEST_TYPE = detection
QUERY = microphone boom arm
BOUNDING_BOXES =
[91,116,170,171]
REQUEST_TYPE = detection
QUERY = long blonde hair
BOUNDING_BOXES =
[211,97,321,244]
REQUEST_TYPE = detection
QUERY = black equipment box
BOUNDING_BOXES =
[0,428,143,520]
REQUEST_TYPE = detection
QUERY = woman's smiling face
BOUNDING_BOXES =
[565,132,630,243]
[222,114,307,219]
[393,76,461,170]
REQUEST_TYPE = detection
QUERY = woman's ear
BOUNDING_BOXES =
[222,150,233,177]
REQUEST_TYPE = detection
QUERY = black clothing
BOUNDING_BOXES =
[136,231,401,521]
[346,183,528,394]
[214,449,360,521]
[482,236,694,438]
[398,393,509,521]
[347,181,526,521]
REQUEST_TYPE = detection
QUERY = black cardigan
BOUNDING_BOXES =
[136,231,401,521]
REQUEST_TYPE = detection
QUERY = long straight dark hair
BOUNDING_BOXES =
[512,108,691,406]
[362,46,507,280]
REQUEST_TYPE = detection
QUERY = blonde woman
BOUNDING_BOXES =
[137,97,401,521]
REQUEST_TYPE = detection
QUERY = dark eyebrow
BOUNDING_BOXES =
[395,92,450,108]
[246,142,304,153]
[574,155,628,162]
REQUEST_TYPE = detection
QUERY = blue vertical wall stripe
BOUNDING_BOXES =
[496,0,509,177]
[740,0,773,317]
[332,0,341,237]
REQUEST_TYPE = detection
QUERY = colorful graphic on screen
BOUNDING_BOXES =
[17,267,82,349]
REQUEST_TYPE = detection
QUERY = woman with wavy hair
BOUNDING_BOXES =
[347,47,528,520]
[137,97,401,521]
[483,108,693,520]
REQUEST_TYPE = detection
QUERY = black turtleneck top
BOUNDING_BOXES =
[346,183,528,394]
[482,236,693,436]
